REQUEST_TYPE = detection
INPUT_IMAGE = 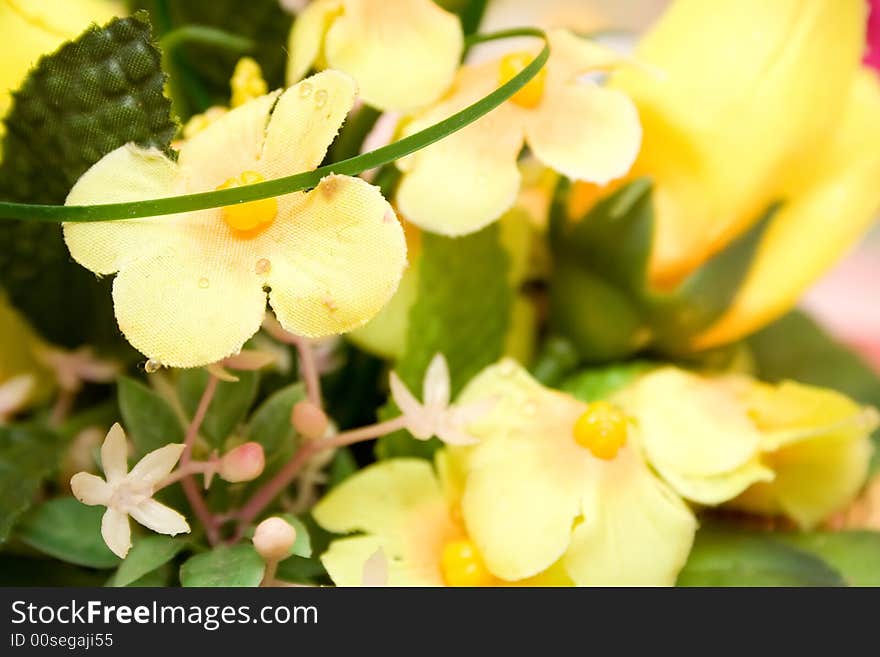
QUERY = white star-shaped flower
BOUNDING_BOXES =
[70,424,190,558]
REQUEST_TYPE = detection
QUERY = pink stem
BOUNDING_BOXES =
[156,459,218,491]
[180,374,221,544]
[293,336,322,409]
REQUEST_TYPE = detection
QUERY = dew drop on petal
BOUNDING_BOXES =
[255,258,272,275]
[198,277,210,289]
[144,359,162,374]
[298,82,313,98]
[499,361,516,377]
[314,89,328,108]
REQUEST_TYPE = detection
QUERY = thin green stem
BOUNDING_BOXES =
[0,28,549,223]
[159,26,255,58]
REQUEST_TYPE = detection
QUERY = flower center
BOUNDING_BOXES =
[572,401,628,460]
[216,171,278,235]
[440,538,494,586]
[498,51,546,109]
[109,481,151,513]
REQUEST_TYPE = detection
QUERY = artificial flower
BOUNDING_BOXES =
[314,458,571,586]
[866,0,880,71]
[727,380,878,529]
[573,0,879,348]
[389,353,491,446]
[63,70,407,368]
[286,0,463,112]
[445,359,696,584]
[0,0,122,123]
[70,423,190,558]
[36,345,118,393]
[396,29,640,237]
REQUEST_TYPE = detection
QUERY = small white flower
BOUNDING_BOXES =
[389,353,492,446]
[70,423,190,558]
[37,345,118,393]
[0,375,34,424]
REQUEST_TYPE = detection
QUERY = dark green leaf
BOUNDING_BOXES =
[180,544,264,587]
[0,423,65,542]
[530,336,581,387]
[377,223,511,459]
[0,556,108,586]
[327,447,358,489]
[118,377,184,456]
[0,13,176,347]
[17,498,120,569]
[178,369,260,448]
[677,528,845,587]
[775,531,880,587]
[110,535,188,587]
[560,361,655,402]
[244,383,305,459]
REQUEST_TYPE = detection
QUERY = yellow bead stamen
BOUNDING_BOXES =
[216,171,278,234]
[230,57,268,108]
[572,401,628,460]
[498,51,547,109]
[440,539,494,587]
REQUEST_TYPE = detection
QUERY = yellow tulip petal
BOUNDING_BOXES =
[64,145,179,275]
[260,71,356,179]
[321,0,463,111]
[612,0,865,285]
[695,71,880,348]
[177,92,279,192]
[286,0,343,85]
[111,238,267,368]
[266,174,406,338]
[564,447,696,586]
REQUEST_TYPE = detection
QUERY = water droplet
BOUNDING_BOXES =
[144,359,162,374]
[314,89,328,108]
[499,361,516,376]
[198,277,210,289]
[298,82,313,98]
[255,258,271,275]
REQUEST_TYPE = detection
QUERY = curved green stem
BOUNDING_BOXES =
[159,25,255,57]
[0,28,549,223]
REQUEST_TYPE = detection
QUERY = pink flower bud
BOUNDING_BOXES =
[219,442,265,483]
[291,400,328,440]
[253,517,297,562]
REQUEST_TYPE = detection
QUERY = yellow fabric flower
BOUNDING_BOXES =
[63,71,407,368]
[728,380,878,529]
[396,29,641,236]
[0,0,123,123]
[446,359,696,585]
[286,0,463,112]
[594,0,877,346]
[314,458,571,586]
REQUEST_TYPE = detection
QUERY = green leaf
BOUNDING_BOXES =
[178,369,260,448]
[560,361,655,402]
[377,223,512,459]
[17,498,120,569]
[747,311,880,471]
[677,528,845,587]
[775,531,880,587]
[180,544,265,587]
[0,12,176,347]
[118,377,185,457]
[278,514,312,559]
[0,556,108,587]
[530,336,582,387]
[327,447,358,489]
[110,535,188,587]
[0,424,65,542]
[244,383,305,459]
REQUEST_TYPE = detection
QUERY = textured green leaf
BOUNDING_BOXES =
[677,528,845,587]
[0,423,65,542]
[17,498,120,569]
[180,544,264,587]
[178,369,260,448]
[775,531,880,587]
[118,377,185,457]
[244,383,305,460]
[0,12,176,348]
[560,361,655,402]
[110,535,187,587]
[377,223,511,459]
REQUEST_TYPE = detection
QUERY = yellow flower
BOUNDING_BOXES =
[286,0,463,112]
[596,0,878,347]
[0,0,123,123]
[729,380,878,529]
[63,71,407,369]
[446,359,696,585]
[615,367,878,529]
[396,29,640,237]
[314,458,571,586]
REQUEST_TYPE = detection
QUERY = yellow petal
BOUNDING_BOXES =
[695,70,880,348]
[177,91,279,192]
[612,0,865,285]
[286,0,344,85]
[63,145,179,275]
[320,0,463,111]
[313,459,456,585]
[111,239,268,368]
[260,71,356,179]
[266,175,406,338]
[563,447,696,586]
